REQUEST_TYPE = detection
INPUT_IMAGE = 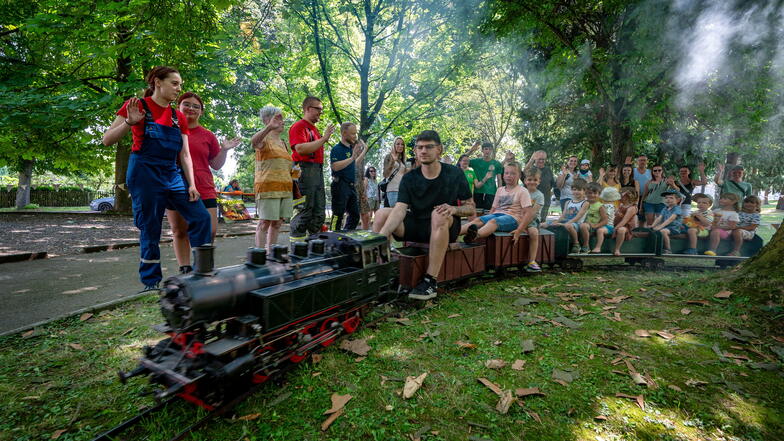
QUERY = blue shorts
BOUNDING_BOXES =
[643,202,664,215]
[479,213,519,232]
[598,225,614,234]
[662,224,685,235]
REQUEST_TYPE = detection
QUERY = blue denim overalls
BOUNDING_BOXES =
[127,99,212,287]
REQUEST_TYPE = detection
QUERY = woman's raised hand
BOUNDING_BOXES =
[222,137,241,150]
[126,97,144,125]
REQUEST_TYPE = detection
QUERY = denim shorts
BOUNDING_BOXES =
[643,202,664,215]
[598,225,614,235]
[479,213,519,232]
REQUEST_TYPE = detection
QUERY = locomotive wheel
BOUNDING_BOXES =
[342,313,361,334]
[319,317,340,347]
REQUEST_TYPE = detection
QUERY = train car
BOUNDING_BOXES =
[395,231,557,291]
[547,225,763,270]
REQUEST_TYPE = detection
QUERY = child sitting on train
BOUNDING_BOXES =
[578,182,610,254]
[612,187,639,256]
[520,168,544,272]
[462,161,534,243]
[683,193,713,255]
[729,195,761,256]
[544,178,588,254]
[590,186,620,253]
[704,193,740,256]
[650,190,686,254]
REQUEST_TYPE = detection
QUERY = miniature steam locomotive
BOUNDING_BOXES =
[120,231,395,409]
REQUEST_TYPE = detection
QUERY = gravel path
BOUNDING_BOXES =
[1,213,257,258]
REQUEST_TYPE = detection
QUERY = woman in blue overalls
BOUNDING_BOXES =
[102,66,211,291]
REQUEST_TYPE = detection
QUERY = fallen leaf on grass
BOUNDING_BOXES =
[686,299,710,306]
[67,343,83,351]
[321,408,344,431]
[403,373,428,399]
[355,356,366,362]
[631,372,648,386]
[22,329,36,339]
[656,331,675,340]
[511,360,526,370]
[634,329,651,338]
[514,298,538,306]
[668,384,682,392]
[324,393,352,415]
[615,393,645,410]
[605,295,630,304]
[477,377,504,397]
[515,387,545,397]
[312,372,322,377]
[527,410,542,423]
[456,341,477,349]
[485,359,506,369]
[447,313,462,319]
[237,413,261,421]
[552,316,582,329]
[340,338,371,356]
[722,331,749,343]
[685,379,708,387]
[496,390,515,414]
[552,368,579,384]
[389,317,413,326]
[595,415,608,421]
[681,308,691,315]
[121,327,135,336]
[79,313,93,321]
[714,290,733,299]
[521,339,535,353]
[312,353,323,363]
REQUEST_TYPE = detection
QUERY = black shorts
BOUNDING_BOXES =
[474,192,494,210]
[393,215,460,244]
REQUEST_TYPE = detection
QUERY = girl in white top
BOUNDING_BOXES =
[382,136,408,207]
[704,193,740,256]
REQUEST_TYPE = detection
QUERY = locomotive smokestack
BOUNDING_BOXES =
[247,247,267,265]
[193,245,215,273]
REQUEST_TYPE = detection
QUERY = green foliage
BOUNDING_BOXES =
[22,203,40,209]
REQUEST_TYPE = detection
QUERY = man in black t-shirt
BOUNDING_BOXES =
[373,130,475,300]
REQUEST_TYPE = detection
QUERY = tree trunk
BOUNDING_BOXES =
[776,197,784,211]
[113,19,133,213]
[763,189,769,205]
[15,159,34,209]
[113,139,132,212]
[734,225,784,301]
[609,119,633,166]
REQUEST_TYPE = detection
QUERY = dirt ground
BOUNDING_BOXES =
[0,213,257,257]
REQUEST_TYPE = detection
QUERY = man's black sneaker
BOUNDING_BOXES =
[179,265,193,274]
[139,283,161,294]
[464,224,478,244]
[409,275,438,300]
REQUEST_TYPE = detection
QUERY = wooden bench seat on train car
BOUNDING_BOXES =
[481,230,555,269]
[396,242,486,290]
[548,226,660,257]
[666,233,763,257]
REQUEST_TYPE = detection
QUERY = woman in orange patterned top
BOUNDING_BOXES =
[252,106,300,250]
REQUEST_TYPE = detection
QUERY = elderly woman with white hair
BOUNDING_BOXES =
[252,105,299,250]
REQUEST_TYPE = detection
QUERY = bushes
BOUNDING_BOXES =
[0,187,110,208]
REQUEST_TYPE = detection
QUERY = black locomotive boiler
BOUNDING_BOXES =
[120,231,395,409]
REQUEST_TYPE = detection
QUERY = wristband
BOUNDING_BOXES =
[124,119,134,127]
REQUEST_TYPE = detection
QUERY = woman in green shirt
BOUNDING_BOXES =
[458,154,480,194]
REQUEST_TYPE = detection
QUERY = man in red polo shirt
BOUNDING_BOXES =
[289,96,335,242]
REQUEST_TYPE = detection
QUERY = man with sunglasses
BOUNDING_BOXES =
[374,130,475,300]
[288,96,335,243]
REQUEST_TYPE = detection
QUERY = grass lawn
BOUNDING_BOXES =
[2,269,783,441]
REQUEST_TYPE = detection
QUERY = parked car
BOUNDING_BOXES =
[90,196,115,212]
